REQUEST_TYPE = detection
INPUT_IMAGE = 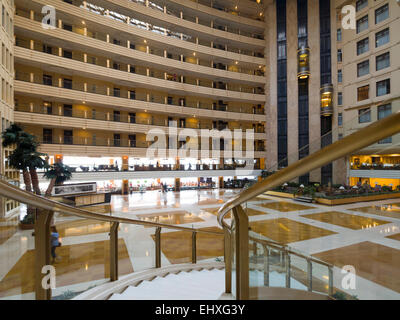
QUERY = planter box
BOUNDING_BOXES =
[265,191,295,199]
[315,192,400,206]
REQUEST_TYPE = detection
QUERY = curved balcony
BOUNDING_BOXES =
[14,80,266,124]
[320,84,333,116]
[14,17,265,85]
[15,47,265,103]
[297,47,310,80]
[14,104,267,139]
[90,0,265,42]
[21,0,265,62]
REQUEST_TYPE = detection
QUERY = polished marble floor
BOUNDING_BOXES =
[0,190,399,300]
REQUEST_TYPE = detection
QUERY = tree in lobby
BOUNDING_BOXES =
[44,162,73,197]
[2,124,47,223]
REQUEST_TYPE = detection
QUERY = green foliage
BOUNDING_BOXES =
[21,213,35,225]
[332,292,347,300]
[44,162,73,185]
[2,124,47,172]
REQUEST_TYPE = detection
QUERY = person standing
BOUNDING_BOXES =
[51,226,61,263]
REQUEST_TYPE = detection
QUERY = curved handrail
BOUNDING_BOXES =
[217,111,400,228]
[0,178,222,235]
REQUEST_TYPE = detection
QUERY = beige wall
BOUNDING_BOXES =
[0,0,16,217]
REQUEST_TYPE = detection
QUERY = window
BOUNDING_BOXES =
[62,23,72,31]
[43,128,53,144]
[378,103,391,120]
[43,102,52,115]
[338,92,343,105]
[113,134,121,147]
[356,0,368,12]
[63,104,72,117]
[376,28,389,47]
[376,52,390,71]
[338,113,343,126]
[357,85,369,101]
[378,103,392,144]
[128,134,136,147]
[357,38,369,55]
[338,69,342,83]
[43,74,52,86]
[43,44,52,54]
[129,90,135,100]
[113,111,120,122]
[63,130,73,145]
[337,49,342,62]
[63,50,72,59]
[376,79,390,96]
[129,113,136,124]
[357,15,368,33]
[357,60,369,77]
[338,133,343,140]
[358,108,371,123]
[337,28,342,41]
[63,78,72,89]
[375,4,389,24]
[113,87,120,97]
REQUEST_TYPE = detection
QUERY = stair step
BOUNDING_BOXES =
[109,269,225,300]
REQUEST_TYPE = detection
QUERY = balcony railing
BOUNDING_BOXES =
[15,71,265,117]
[14,103,266,133]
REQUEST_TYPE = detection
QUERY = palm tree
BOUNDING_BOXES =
[2,124,36,192]
[27,151,47,195]
[44,162,73,197]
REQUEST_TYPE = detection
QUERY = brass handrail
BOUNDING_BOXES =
[217,111,400,299]
[0,178,222,235]
[217,111,400,225]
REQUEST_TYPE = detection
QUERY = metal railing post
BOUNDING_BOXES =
[285,251,291,288]
[307,258,312,292]
[232,205,249,300]
[34,209,54,300]
[263,245,269,287]
[192,231,197,264]
[224,227,232,293]
[110,222,119,281]
[155,227,161,268]
[328,267,334,296]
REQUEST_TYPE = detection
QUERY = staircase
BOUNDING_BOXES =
[109,268,225,300]
[73,262,227,300]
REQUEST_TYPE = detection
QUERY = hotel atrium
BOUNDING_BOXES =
[0,0,399,302]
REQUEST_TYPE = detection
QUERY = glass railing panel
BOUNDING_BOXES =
[160,229,192,265]
[0,202,34,300]
[249,239,264,288]
[116,223,155,273]
[49,215,112,299]
[195,228,224,263]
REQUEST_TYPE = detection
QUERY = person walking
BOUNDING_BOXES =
[51,226,61,263]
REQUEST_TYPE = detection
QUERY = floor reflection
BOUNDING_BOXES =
[302,211,391,230]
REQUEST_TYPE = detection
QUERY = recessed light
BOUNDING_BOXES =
[144,39,147,43]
